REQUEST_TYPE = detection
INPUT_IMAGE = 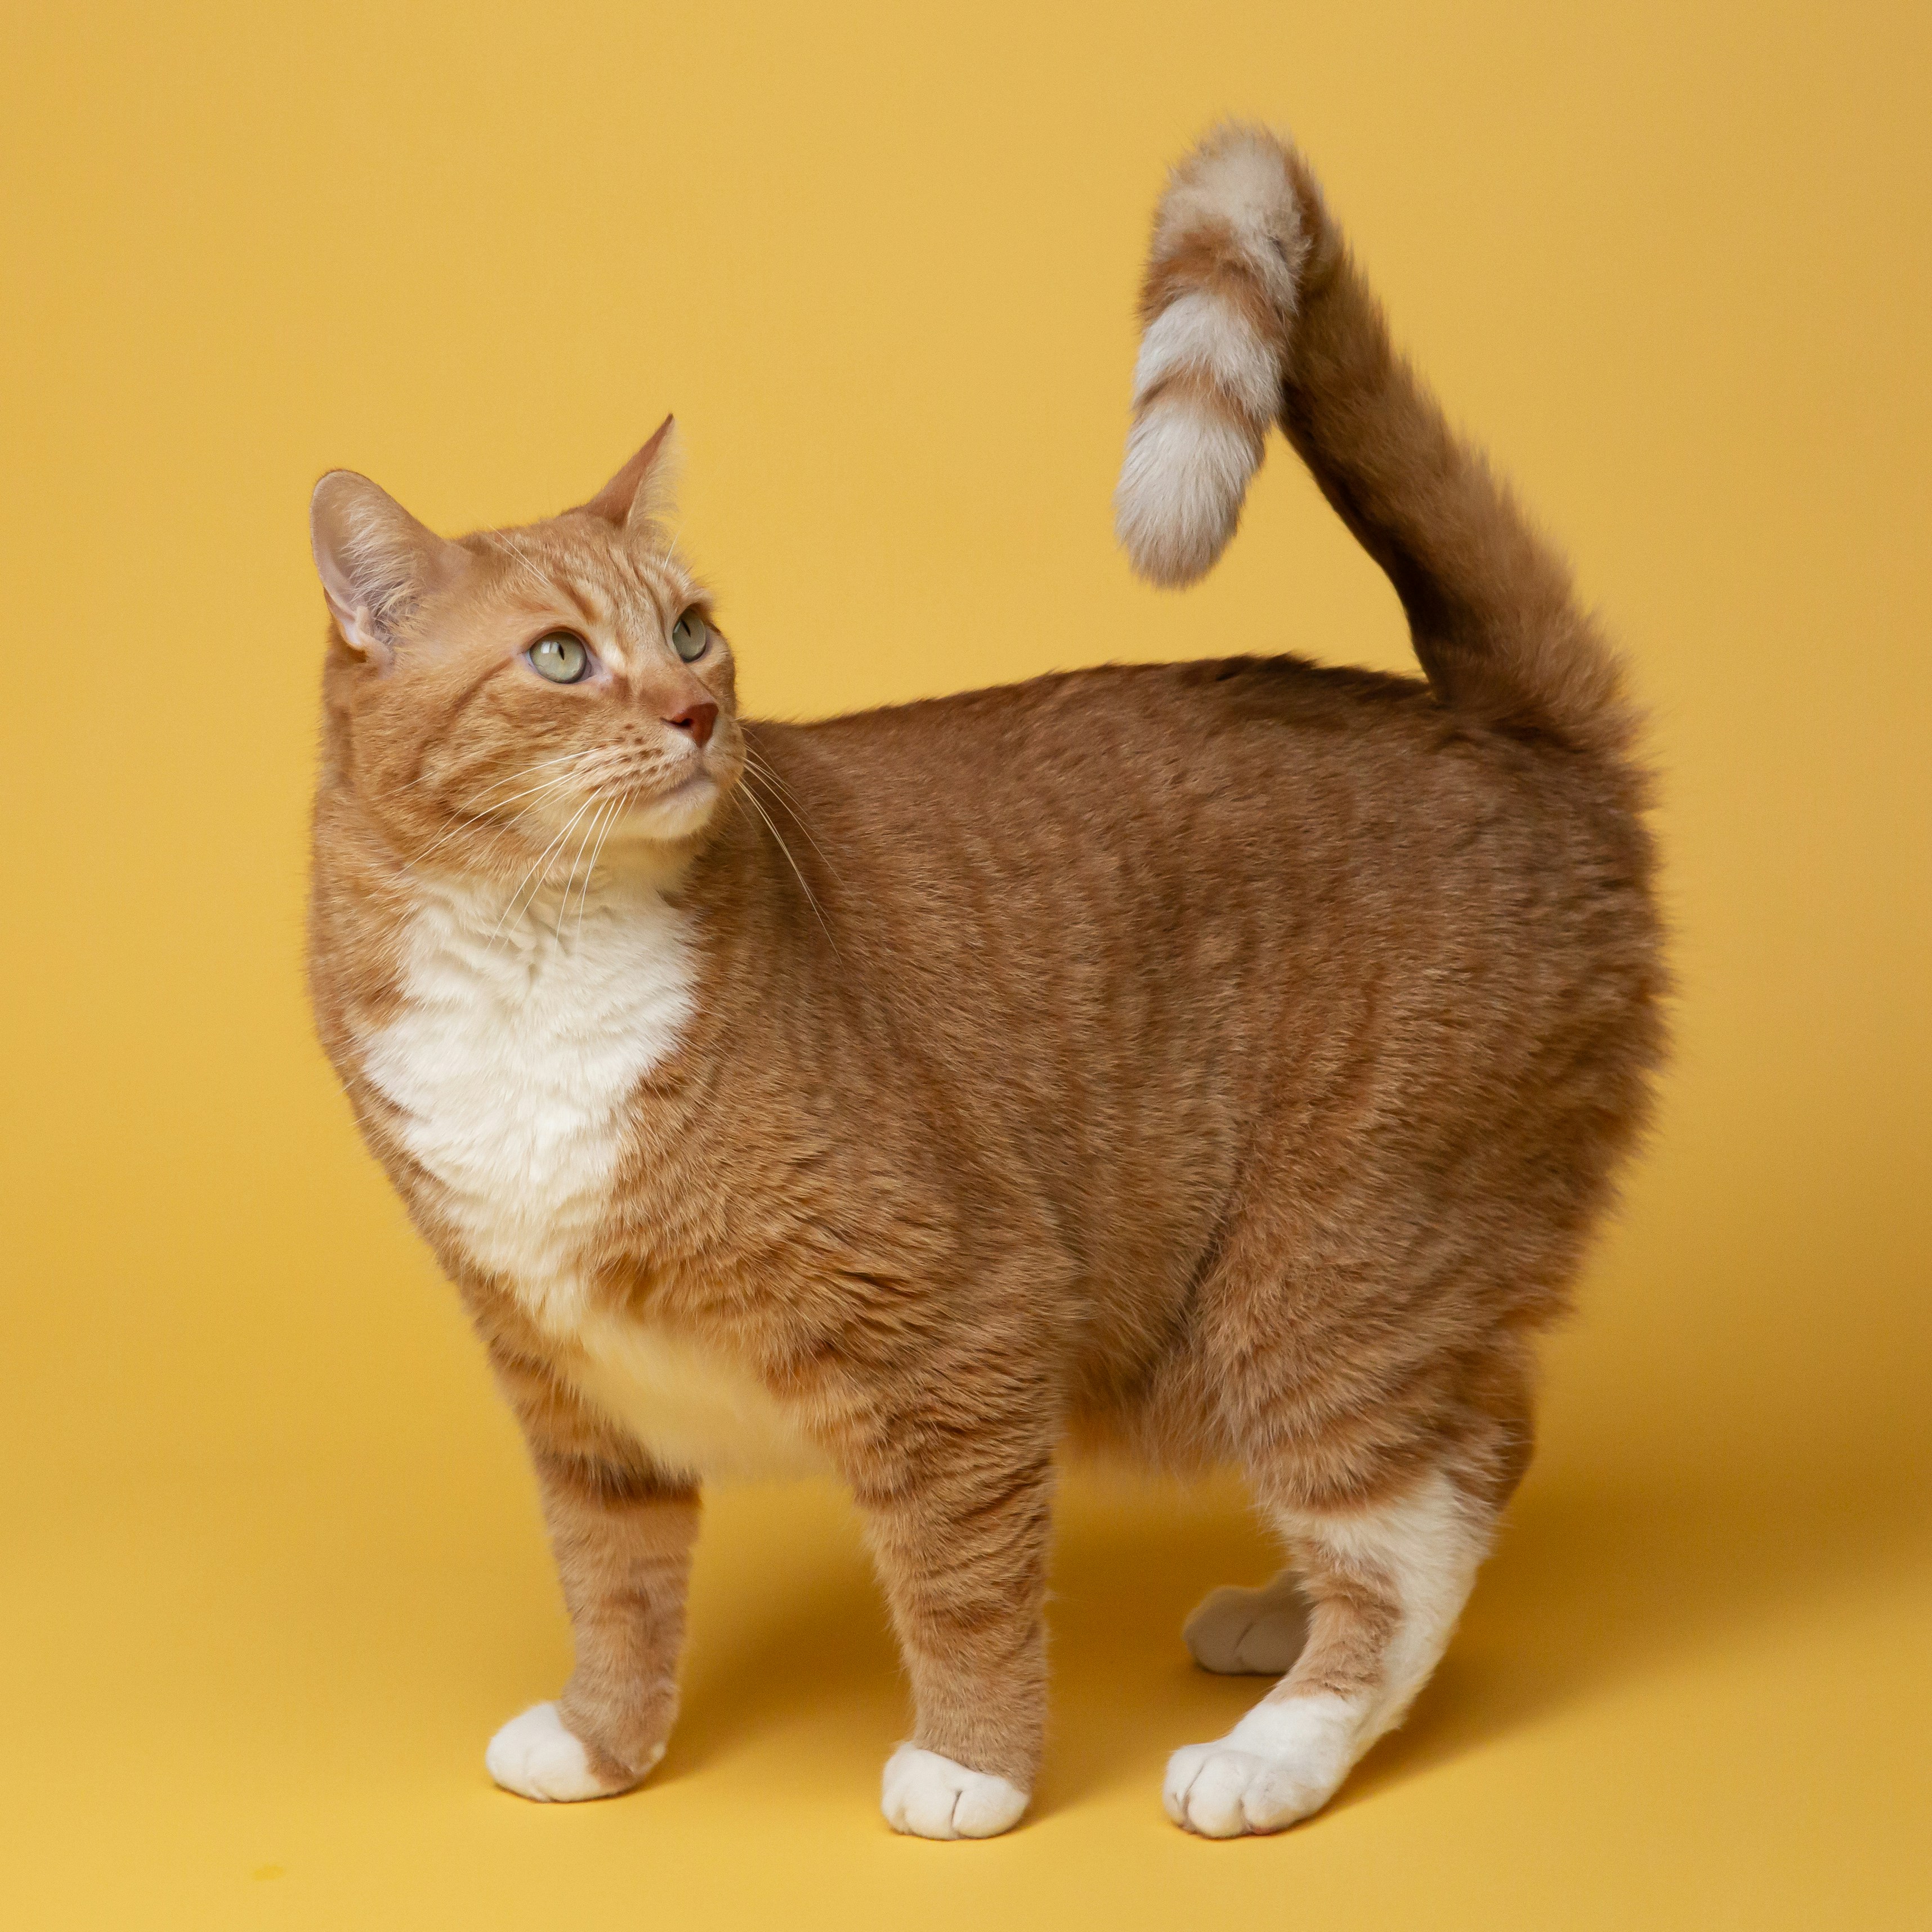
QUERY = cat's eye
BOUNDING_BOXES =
[670,611,709,663]
[528,632,592,684]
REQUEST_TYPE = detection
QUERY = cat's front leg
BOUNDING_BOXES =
[855,1435,1054,1840]
[485,1350,700,1802]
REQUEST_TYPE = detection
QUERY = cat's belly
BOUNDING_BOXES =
[569,1311,831,1482]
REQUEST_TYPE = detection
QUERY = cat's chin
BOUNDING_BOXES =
[610,771,722,847]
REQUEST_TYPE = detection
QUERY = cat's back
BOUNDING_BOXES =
[751,654,1648,950]
[778,654,1444,799]
[736,651,1658,1146]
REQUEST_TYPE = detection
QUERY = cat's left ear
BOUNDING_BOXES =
[310,471,467,667]
[578,415,681,534]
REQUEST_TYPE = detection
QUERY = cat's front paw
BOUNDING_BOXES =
[1163,1695,1362,1837]
[485,1702,651,1803]
[881,1744,1030,1839]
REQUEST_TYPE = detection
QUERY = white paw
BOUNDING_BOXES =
[880,1744,1030,1840]
[1163,1695,1362,1837]
[484,1702,645,1803]
[1183,1575,1311,1675]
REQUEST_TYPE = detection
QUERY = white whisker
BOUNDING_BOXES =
[740,783,839,957]
[552,791,612,945]
[741,754,844,889]
[402,769,584,873]
[491,532,566,605]
[410,746,587,795]
[573,796,623,947]
[491,790,600,944]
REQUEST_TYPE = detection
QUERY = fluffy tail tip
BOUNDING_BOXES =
[1112,124,1308,588]
[1114,408,1265,587]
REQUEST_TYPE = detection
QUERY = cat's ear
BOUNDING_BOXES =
[578,415,681,533]
[309,471,466,665]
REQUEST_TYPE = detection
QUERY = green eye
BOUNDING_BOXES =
[528,632,591,683]
[670,611,709,662]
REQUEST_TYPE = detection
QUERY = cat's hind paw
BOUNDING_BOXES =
[1183,1572,1311,1675]
[881,1744,1029,1839]
[485,1702,647,1803]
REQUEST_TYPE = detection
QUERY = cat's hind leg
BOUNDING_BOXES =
[1165,1468,1492,1836]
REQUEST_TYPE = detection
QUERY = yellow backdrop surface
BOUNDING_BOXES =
[3,3,1927,1927]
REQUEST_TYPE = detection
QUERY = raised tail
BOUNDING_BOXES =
[1114,125,1634,761]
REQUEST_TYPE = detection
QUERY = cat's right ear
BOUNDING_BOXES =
[310,471,465,667]
[576,415,681,533]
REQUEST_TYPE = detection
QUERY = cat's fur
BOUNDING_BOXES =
[306,125,1663,1839]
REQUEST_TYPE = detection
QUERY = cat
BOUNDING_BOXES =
[305,123,1663,1839]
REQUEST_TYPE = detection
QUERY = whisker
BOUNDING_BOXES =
[410,772,581,848]
[491,791,601,943]
[408,747,587,795]
[457,757,593,813]
[552,791,612,945]
[741,758,845,889]
[401,769,584,873]
[573,796,624,946]
[740,783,839,958]
[740,761,807,832]
[491,532,566,605]
[401,762,586,861]
[741,756,826,841]
[738,742,806,807]
[526,795,607,942]
[738,739,825,830]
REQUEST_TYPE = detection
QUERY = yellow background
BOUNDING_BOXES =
[4,2,1927,1926]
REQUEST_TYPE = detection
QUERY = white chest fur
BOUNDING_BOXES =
[360,873,823,1481]
[362,874,691,1325]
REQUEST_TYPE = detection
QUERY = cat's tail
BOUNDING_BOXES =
[1113,125,1634,759]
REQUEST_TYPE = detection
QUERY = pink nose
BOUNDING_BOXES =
[666,700,718,749]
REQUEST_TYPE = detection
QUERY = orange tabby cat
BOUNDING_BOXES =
[306,124,1663,1839]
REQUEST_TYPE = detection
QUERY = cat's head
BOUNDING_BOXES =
[308,418,743,882]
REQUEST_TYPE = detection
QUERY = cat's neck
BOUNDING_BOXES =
[313,777,816,1032]
[400,850,691,983]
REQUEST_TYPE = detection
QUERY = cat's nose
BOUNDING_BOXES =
[665,700,718,749]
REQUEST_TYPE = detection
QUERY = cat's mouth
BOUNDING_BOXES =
[608,763,720,842]
[653,766,713,802]
[489,745,726,851]
[567,748,709,807]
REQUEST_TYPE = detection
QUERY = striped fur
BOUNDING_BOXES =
[1117,125,1635,763]
[1115,128,1307,585]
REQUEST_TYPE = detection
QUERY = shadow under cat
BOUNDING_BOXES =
[652,1449,1928,1825]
